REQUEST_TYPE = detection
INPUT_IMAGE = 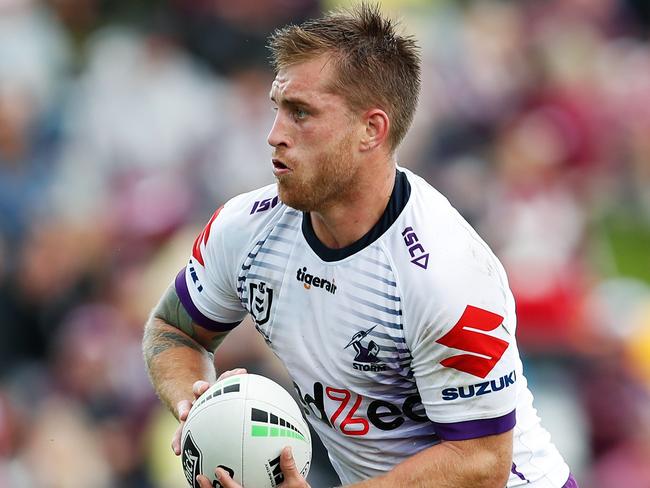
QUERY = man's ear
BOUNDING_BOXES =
[360,109,390,152]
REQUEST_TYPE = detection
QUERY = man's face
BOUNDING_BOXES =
[268,56,363,212]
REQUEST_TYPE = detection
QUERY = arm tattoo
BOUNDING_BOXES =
[142,284,203,365]
[149,329,204,357]
[208,334,226,351]
[144,282,226,363]
[153,283,195,337]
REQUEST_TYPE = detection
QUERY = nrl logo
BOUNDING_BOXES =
[249,281,274,326]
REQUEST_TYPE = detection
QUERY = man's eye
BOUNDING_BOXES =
[294,108,308,120]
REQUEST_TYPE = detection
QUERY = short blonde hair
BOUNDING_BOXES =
[268,3,421,151]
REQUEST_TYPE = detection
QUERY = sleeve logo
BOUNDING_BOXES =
[436,305,509,378]
[249,281,274,326]
[401,226,429,270]
[192,206,223,266]
[250,195,279,214]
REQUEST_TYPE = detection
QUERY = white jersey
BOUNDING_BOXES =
[176,168,571,487]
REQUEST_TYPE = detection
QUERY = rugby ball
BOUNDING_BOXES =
[181,374,312,488]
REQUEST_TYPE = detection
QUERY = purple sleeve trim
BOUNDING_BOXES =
[563,473,579,488]
[432,410,516,441]
[174,267,241,332]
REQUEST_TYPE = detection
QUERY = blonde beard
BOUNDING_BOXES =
[276,134,356,212]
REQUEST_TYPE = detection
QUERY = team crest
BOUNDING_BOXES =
[249,281,274,326]
[345,325,386,371]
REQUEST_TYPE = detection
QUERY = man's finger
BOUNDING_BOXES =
[172,399,192,455]
[196,474,213,488]
[216,368,248,382]
[215,467,242,488]
[171,423,183,456]
[192,380,211,398]
[280,447,300,480]
[177,399,192,421]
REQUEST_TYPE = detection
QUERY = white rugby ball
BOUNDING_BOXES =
[181,374,312,488]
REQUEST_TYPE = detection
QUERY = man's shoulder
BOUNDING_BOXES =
[399,166,456,218]
[391,170,513,343]
[221,183,281,215]
[204,183,294,251]
[216,184,288,226]
[392,167,503,286]
[395,167,474,250]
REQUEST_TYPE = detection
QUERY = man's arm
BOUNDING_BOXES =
[348,429,513,488]
[142,282,229,419]
[207,429,513,488]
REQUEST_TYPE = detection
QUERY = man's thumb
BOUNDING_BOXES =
[280,447,299,477]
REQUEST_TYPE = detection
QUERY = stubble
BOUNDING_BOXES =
[276,132,357,212]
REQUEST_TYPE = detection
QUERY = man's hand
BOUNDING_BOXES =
[171,368,248,455]
[196,447,311,488]
[171,379,209,455]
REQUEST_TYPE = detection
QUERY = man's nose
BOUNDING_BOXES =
[267,112,290,149]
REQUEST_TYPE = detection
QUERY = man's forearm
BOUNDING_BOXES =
[143,317,216,417]
[346,431,512,488]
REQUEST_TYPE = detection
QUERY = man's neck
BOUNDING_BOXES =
[309,164,396,249]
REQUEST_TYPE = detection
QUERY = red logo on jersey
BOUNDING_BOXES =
[293,382,428,436]
[192,206,223,266]
[436,305,508,378]
[326,387,369,436]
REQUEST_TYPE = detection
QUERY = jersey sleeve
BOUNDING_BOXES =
[402,218,519,441]
[175,196,253,332]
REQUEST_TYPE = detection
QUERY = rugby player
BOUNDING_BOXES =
[143,4,578,487]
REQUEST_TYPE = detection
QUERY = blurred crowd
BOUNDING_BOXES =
[0,0,649,486]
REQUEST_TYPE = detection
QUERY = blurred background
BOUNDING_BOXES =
[1,0,649,486]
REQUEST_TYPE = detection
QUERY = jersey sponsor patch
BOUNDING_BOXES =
[293,381,429,436]
[436,305,509,378]
[296,267,337,294]
[441,370,516,401]
[192,206,223,266]
[401,226,430,269]
[250,195,280,215]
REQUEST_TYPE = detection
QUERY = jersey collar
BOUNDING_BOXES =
[301,169,411,262]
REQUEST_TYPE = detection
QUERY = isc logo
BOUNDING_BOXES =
[250,196,280,215]
[401,226,429,269]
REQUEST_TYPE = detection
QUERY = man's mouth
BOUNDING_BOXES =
[272,158,291,175]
